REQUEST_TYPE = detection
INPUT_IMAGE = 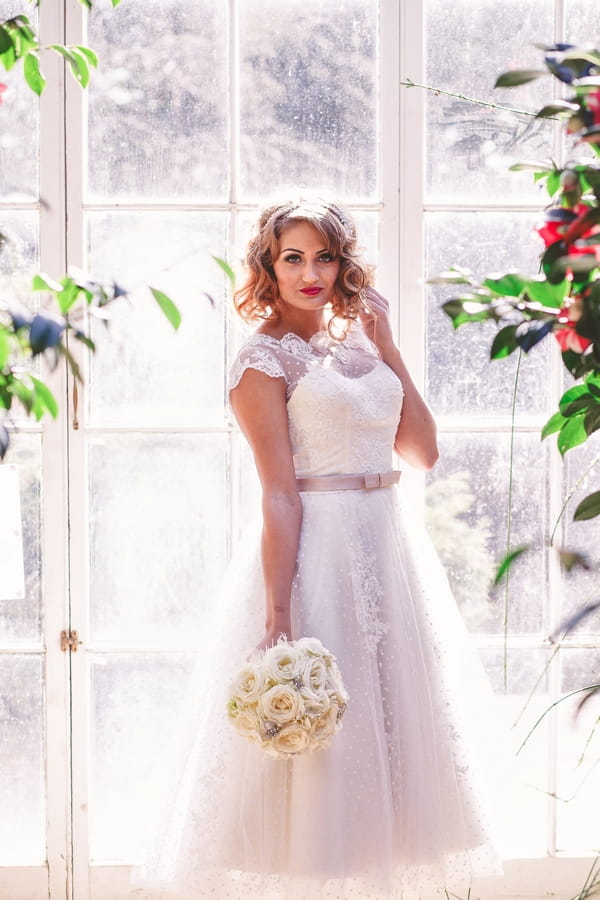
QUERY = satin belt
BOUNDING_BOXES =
[296,470,401,492]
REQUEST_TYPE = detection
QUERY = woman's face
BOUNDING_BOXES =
[272,221,340,314]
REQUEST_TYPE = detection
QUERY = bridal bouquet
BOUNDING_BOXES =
[227,636,348,759]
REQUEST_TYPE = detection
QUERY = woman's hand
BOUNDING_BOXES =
[359,286,397,359]
[257,623,292,653]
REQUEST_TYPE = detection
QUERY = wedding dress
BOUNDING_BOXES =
[136,326,503,899]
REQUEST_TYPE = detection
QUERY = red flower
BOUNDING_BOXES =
[554,298,593,353]
[0,84,7,105]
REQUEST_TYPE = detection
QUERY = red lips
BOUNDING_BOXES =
[300,287,323,295]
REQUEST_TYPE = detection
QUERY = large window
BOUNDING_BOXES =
[0,0,598,896]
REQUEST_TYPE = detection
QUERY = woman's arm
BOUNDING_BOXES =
[230,367,303,649]
[361,287,439,471]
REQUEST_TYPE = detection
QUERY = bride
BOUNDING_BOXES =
[136,196,502,899]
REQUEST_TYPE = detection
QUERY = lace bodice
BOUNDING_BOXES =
[229,328,404,477]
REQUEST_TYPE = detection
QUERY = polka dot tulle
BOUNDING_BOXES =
[133,327,503,898]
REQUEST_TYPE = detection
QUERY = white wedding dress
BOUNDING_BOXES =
[135,326,503,899]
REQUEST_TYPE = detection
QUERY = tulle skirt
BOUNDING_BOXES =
[134,485,503,899]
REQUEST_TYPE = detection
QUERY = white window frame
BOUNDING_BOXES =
[2,0,596,896]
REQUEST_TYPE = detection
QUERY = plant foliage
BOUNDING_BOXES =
[436,43,600,528]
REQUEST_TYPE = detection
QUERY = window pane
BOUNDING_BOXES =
[425,0,554,203]
[238,0,379,201]
[0,2,38,201]
[556,650,600,852]
[426,211,552,417]
[0,436,42,642]
[479,649,552,856]
[560,443,600,636]
[89,434,228,641]
[0,655,44,864]
[426,432,547,634]
[0,211,38,303]
[89,652,195,861]
[87,0,228,201]
[564,3,600,43]
[86,212,227,425]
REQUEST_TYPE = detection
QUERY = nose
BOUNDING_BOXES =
[301,260,319,284]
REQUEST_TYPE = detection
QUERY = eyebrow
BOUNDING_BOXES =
[280,247,329,254]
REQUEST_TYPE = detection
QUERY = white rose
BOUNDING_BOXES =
[310,705,340,750]
[231,708,261,738]
[302,655,329,693]
[263,642,303,683]
[258,684,304,727]
[230,662,265,705]
[299,685,329,717]
[269,722,312,757]
[296,637,333,661]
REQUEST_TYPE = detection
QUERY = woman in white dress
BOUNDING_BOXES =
[138,197,502,899]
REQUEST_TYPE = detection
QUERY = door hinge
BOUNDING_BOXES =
[60,629,82,652]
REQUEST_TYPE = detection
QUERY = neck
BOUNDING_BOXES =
[277,308,329,342]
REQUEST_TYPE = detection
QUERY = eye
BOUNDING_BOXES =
[319,253,336,263]
[283,254,301,263]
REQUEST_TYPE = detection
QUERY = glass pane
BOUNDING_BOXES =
[0,2,38,201]
[556,650,600,852]
[564,3,600,44]
[238,0,379,201]
[86,211,227,425]
[90,652,194,861]
[0,435,42,642]
[479,648,551,856]
[0,654,44,864]
[425,0,554,203]
[87,0,228,201]
[0,211,38,305]
[560,443,600,636]
[89,433,228,641]
[426,432,547,634]
[426,211,552,417]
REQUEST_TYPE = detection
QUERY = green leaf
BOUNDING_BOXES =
[74,44,98,68]
[509,160,555,173]
[574,490,600,521]
[441,298,494,328]
[524,277,568,308]
[50,44,88,87]
[72,331,96,352]
[150,287,181,330]
[32,272,63,293]
[559,383,590,414]
[490,324,518,359]
[69,47,90,87]
[429,265,474,284]
[584,404,600,437]
[0,328,10,369]
[536,100,580,118]
[541,410,568,440]
[482,272,527,297]
[0,25,13,54]
[493,545,530,586]
[23,50,45,94]
[211,255,235,286]
[495,69,546,88]
[30,375,58,418]
[546,169,562,197]
[111,0,122,6]
[56,278,81,315]
[558,414,589,455]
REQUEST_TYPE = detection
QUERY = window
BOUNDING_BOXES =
[0,0,598,896]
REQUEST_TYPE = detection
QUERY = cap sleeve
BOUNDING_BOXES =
[228,341,286,392]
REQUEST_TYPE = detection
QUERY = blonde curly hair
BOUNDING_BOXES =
[233,196,372,336]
